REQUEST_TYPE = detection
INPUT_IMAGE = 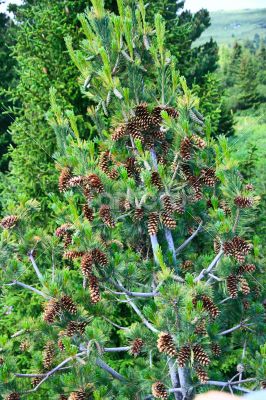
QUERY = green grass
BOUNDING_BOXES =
[196,8,266,45]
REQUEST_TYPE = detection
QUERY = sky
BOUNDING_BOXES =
[0,0,266,13]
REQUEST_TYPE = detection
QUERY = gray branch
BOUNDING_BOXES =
[28,250,44,282]
[104,347,130,353]
[107,280,159,298]
[176,222,203,255]
[194,248,224,283]
[124,293,159,333]
[96,358,126,381]
[6,281,50,299]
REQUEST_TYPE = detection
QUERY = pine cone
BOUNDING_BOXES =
[68,389,86,400]
[245,183,253,191]
[152,106,164,125]
[151,382,168,399]
[89,275,100,304]
[161,212,176,230]
[240,264,256,274]
[60,295,77,314]
[81,253,93,277]
[32,376,42,387]
[191,134,206,149]
[213,237,222,254]
[234,196,253,208]
[130,338,144,357]
[219,201,231,216]
[211,343,221,357]
[243,300,250,310]
[151,171,163,190]
[99,205,115,228]
[260,380,266,390]
[201,295,220,318]
[195,366,209,383]
[224,236,252,263]
[200,168,217,187]
[0,357,4,365]
[174,198,185,214]
[134,103,153,129]
[180,260,193,271]
[239,277,250,296]
[86,174,104,193]
[63,232,72,248]
[83,185,93,201]
[181,164,192,179]
[91,248,108,267]
[43,299,61,324]
[126,120,143,142]
[194,320,207,335]
[157,332,177,357]
[134,208,144,221]
[59,167,72,192]
[83,205,94,222]
[58,337,65,352]
[227,274,239,298]
[1,215,19,229]
[59,395,68,400]
[5,391,22,400]
[193,344,210,366]
[178,345,190,367]
[161,195,174,214]
[111,125,126,141]
[20,340,30,352]
[55,223,72,238]
[148,212,159,235]
[68,176,85,188]
[66,321,87,337]
[180,137,192,160]
[43,341,55,370]
[119,198,131,212]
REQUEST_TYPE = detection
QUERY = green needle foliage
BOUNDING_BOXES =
[0,1,264,400]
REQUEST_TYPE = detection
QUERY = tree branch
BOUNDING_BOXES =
[96,358,126,381]
[176,222,203,255]
[218,319,252,336]
[28,250,44,282]
[104,347,130,353]
[102,316,130,331]
[124,293,159,333]
[107,279,159,298]
[5,281,50,299]
[194,248,224,282]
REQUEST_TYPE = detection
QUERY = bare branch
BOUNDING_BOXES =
[194,248,224,282]
[11,329,26,338]
[218,319,253,336]
[232,208,240,234]
[104,347,130,353]
[102,316,130,331]
[106,280,159,298]
[164,228,177,264]
[96,358,126,381]
[124,293,159,333]
[5,281,50,299]
[176,222,203,255]
[28,250,44,282]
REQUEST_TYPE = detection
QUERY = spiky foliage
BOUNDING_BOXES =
[0,2,263,400]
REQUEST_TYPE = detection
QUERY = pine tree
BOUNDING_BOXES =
[0,1,264,399]
[236,53,260,109]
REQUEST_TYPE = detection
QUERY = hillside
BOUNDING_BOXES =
[196,8,266,45]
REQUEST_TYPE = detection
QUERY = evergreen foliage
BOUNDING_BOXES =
[0,2,264,399]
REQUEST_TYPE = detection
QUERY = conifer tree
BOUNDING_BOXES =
[0,1,264,399]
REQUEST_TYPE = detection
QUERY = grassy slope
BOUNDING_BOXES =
[196,8,266,45]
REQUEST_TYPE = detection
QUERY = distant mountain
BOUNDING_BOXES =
[196,8,266,46]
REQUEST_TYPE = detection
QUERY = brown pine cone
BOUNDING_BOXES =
[43,299,61,324]
[224,236,252,263]
[177,345,191,367]
[68,176,85,188]
[180,137,192,160]
[234,196,253,208]
[201,295,220,318]
[239,277,250,296]
[245,183,253,191]
[148,212,160,235]
[151,171,163,190]
[60,295,77,314]
[195,366,209,383]
[151,382,168,399]
[32,376,42,387]
[19,340,30,352]
[63,232,72,248]
[161,212,176,230]
[211,343,221,357]
[68,389,86,400]
[191,134,206,149]
[200,168,217,187]
[194,320,207,335]
[91,248,108,267]
[59,395,68,400]
[86,174,104,193]
[83,205,94,222]
[161,195,174,214]
[5,394,21,400]
[130,338,144,357]
[1,215,19,229]
[43,341,55,370]
[227,274,239,298]
[80,253,93,277]
[0,356,4,365]
[243,300,250,310]
[134,208,144,221]
[193,344,210,366]
[219,200,231,216]
[89,275,101,304]
[99,205,115,228]
[111,125,126,141]
[55,223,72,238]
[157,332,177,357]
[63,251,84,260]
[59,167,72,192]
[180,260,193,271]
[174,198,185,214]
